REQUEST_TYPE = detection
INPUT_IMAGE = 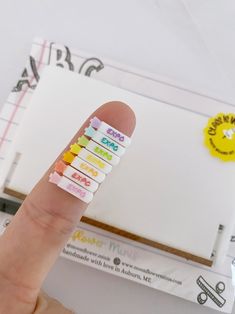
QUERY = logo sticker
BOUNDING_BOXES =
[204,113,235,161]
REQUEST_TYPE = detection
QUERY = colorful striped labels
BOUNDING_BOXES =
[49,116,131,203]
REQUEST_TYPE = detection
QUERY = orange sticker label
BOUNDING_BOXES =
[204,113,235,161]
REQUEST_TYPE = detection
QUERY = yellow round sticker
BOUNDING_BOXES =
[204,113,235,161]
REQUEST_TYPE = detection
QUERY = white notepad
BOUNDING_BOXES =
[2,66,235,264]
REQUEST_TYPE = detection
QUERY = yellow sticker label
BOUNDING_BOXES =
[204,113,235,161]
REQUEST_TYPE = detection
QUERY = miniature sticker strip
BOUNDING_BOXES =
[55,161,99,192]
[77,148,112,174]
[49,172,93,203]
[49,117,131,203]
[90,117,131,147]
[68,143,112,174]
[68,155,106,183]
[77,135,120,166]
[84,127,126,157]
[63,152,106,183]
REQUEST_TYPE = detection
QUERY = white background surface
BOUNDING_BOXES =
[0,1,235,313]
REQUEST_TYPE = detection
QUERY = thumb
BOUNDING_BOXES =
[0,101,135,306]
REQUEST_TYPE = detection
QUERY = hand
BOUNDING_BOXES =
[0,101,135,314]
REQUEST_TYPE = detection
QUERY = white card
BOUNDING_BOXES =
[2,66,235,263]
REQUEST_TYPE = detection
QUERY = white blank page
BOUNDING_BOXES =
[4,66,235,261]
